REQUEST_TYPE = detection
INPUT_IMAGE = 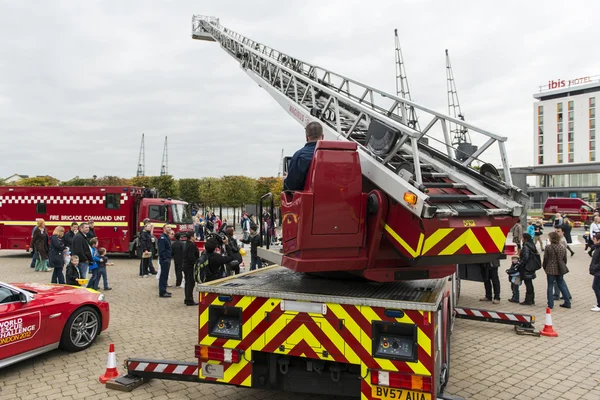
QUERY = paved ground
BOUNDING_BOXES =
[1,234,599,400]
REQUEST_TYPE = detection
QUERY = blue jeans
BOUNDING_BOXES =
[78,262,89,279]
[510,283,520,302]
[158,259,170,295]
[51,266,65,284]
[88,268,99,290]
[97,267,109,289]
[547,275,570,308]
[250,255,262,271]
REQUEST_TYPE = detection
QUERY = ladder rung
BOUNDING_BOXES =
[427,194,487,203]
[422,172,448,178]
[423,182,467,189]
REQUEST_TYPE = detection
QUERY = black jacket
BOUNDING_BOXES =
[590,245,600,277]
[65,262,81,286]
[205,247,234,282]
[72,232,92,263]
[49,236,65,267]
[182,241,199,270]
[172,240,184,265]
[517,241,539,279]
[64,230,76,248]
[241,233,260,256]
[87,228,97,241]
[140,230,153,253]
[561,222,573,244]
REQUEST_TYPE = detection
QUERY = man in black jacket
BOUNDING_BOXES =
[87,221,97,241]
[182,232,199,305]
[204,238,234,282]
[171,232,185,287]
[139,223,154,276]
[63,222,78,249]
[72,223,92,279]
[158,225,173,298]
[241,224,262,271]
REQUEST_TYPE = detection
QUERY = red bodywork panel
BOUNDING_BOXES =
[0,186,194,254]
[0,282,109,363]
[280,141,517,282]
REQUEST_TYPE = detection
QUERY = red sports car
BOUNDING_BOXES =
[0,281,110,369]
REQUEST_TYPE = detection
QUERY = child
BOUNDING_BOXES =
[240,224,262,271]
[87,238,100,290]
[66,255,81,286]
[506,256,521,303]
[533,221,544,252]
[96,247,113,290]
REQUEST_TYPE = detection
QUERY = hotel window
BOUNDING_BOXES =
[557,144,563,153]
[538,105,544,115]
[557,123,563,133]
[556,103,562,113]
[538,105,544,164]
[568,100,574,111]
[590,119,596,129]
[538,115,544,125]
[568,111,574,121]
[590,108,596,118]
[538,146,543,155]
[592,152,597,162]
[568,132,574,142]
[557,133,563,143]
[591,141,596,151]
[568,121,575,131]
[538,155,544,164]
[557,154,563,163]
[568,153,574,163]
[591,129,596,140]
[538,136,543,144]
[590,97,596,107]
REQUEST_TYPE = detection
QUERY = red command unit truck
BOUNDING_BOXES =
[0,186,194,255]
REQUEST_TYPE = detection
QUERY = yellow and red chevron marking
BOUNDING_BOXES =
[384,224,511,258]
[197,292,435,398]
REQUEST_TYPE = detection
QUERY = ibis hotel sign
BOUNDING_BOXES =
[547,76,593,90]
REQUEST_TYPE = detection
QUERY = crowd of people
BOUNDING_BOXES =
[29,219,113,290]
[479,211,600,312]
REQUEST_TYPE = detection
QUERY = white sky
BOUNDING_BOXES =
[1,0,598,181]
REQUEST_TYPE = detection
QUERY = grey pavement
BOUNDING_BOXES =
[0,235,599,399]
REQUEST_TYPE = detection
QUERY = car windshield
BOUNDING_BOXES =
[171,204,193,224]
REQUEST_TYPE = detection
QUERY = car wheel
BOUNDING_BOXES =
[59,306,100,352]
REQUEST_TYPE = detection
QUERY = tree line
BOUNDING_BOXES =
[2,175,284,208]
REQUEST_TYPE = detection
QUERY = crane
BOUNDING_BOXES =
[393,29,420,132]
[445,49,478,163]
[160,136,169,176]
[277,148,284,177]
[191,15,528,281]
[136,133,145,177]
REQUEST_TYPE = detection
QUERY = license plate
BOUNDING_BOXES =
[372,386,431,400]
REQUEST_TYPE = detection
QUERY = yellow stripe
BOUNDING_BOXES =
[384,224,424,258]
[0,221,128,227]
[140,222,167,228]
[422,228,453,255]
[439,228,485,255]
[485,226,507,252]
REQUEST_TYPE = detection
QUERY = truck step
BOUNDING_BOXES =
[423,182,467,189]
[427,194,487,203]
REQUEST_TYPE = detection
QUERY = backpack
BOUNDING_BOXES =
[194,252,209,284]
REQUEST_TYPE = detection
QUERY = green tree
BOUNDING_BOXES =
[255,177,279,202]
[96,176,132,186]
[130,176,152,188]
[60,176,95,186]
[198,177,223,208]
[18,176,60,186]
[221,176,256,208]
[150,175,179,199]
[269,177,284,207]
[179,178,202,205]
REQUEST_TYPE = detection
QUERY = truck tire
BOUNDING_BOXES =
[59,306,101,352]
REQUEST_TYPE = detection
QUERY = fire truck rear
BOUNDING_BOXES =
[0,186,194,255]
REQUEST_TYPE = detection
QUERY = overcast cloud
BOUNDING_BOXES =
[0,0,598,181]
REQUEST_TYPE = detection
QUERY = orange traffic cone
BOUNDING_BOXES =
[99,343,120,383]
[539,307,558,337]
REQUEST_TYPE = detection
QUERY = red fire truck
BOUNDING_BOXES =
[0,186,194,255]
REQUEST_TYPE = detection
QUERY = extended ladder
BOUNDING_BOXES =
[191,16,528,219]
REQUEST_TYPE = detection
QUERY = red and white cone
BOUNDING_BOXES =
[99,343,120,383]
[539,307,558,337]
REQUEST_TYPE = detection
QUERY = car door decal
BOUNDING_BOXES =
[0,311,41,347]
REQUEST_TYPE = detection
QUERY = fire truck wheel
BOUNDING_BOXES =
[59,306,101,352]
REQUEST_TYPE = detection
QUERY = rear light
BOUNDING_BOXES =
[371,370,432,392]
[195,345,240,363]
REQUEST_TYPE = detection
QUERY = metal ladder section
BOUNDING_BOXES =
[191,15,527,219]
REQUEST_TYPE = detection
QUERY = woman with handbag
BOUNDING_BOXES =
[589,233,600,312]
[543,232,571,309]
[517,233,540,306]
